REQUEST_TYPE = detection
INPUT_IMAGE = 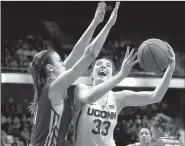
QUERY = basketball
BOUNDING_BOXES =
[137,38,172,73]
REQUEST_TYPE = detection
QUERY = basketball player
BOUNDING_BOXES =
[28,2,118,146]
[151,113,171,141]
[151,114,184,146]
[127,128,152,146]
[72,36,175,145]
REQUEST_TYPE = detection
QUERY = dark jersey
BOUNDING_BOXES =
[30,79,74,146]
[152,137,183,146]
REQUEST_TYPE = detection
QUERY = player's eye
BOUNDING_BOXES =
[96,61,102,66]
[107,64,111,68]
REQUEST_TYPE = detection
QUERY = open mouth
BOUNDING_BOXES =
[141,137,147,140]
[98,69,107,76]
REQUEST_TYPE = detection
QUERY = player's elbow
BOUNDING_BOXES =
[150,92,163,103]
[83,45,97,60]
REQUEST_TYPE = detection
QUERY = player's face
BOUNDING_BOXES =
[92,59,113,82]
[151,126,164,140]
[139,128,152,144]
[49,52,66,76]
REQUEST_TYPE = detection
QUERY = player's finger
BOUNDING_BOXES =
[131,59,139,66]
[101,1,106,8]
[115,1,120,10]
[113,1,120,13]
[124,47,130,59]
[100,4,106,14]
[98,2,102,8]
[130,52,137,62]
[168,49,175,58]
[165,41,174,53]
[128,49,135,59]
[98,2,104,10]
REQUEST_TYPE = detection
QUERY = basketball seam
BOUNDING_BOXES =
[149,43,169,62]
[147,44,162,72]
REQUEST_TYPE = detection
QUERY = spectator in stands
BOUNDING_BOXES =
[21,114,27,123]
[6,97,17,116]
[1,112,7,125]
[1,130,8,146]
[3,135,14,146]
[22,99,29,114]
[4,47,18,68]
[127,127,152,146]
[20,126,30,143]
[13,136,24,146]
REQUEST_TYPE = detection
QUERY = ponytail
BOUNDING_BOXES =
[28,62,40,119]
[28,49,55,123]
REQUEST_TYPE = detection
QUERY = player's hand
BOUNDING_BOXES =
[93,2,106,25]
[164,41,176,69]
[107,1,120,27]
[120,47,139,77]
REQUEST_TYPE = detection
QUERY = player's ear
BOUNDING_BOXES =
[46,64,54,72]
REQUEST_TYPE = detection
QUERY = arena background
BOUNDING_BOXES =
[1,1,185,146]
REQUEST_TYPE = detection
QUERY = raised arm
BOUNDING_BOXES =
[49,2,118,105]
[114,42,176,113]
[64,2,106,69]
[74,48,139,110]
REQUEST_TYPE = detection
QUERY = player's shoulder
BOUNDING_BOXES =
[159,137,183,146]
[127,143,140,146]
[75,84,90,89]
[74,84,90,93]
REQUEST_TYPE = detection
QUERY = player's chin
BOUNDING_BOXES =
[141,138,148,142]
[97,76,107,81]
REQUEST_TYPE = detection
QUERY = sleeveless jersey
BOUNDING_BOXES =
[73,91,117,146]
[30,79,74,146]
[151,137,184,146]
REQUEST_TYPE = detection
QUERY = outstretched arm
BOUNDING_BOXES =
[49,2,118,105]
[114,42,176,113]
[64,2,106,69]
[74,48,138,106]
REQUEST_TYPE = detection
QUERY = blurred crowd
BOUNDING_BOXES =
[1,98,32,146]
[1,96,184,146]
[1,35,185,75]
[1,35,51,72]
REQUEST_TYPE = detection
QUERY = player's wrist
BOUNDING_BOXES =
[168,63,175,70]
[117,71,127,79]
[91,19,101,26]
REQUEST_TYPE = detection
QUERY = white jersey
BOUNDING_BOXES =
[73,91,118,146]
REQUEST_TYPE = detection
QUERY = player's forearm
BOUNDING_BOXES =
[151,66,175,101]
[64,21,98,69]
[86,72,125,103]
[87,23,112,57]
[73,20,99,54]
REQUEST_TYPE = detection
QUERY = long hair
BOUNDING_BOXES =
[28,49,55,117]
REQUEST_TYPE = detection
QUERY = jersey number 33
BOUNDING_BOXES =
[92,119,111,136]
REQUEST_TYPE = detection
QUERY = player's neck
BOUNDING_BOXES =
[93,79,104,86]
[140,142,151,146]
